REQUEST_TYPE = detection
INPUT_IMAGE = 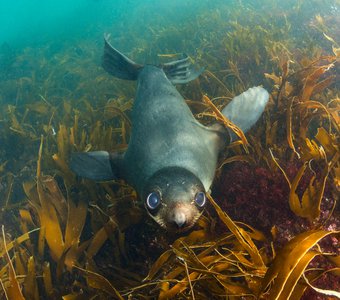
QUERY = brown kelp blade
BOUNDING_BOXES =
[1,226,25,300]
[23,256,39,300]
[36,176,65,261]
[73,266,124,300]
[202,94,249,152]
[289,160,329,221]
[300,62,335,102]
[260,229,340,299]
[207,194,266,269]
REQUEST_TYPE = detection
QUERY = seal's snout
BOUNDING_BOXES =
[168,203,197,231]
[173,210,187,228]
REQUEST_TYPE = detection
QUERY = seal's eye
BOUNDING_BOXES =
[194,192,206,207]
[146,192,161,210]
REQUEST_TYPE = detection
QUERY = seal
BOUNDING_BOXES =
[70,36,269,232]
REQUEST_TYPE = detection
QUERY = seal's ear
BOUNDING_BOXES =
[70,151,122,181]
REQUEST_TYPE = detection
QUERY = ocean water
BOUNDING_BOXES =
[0,0,339,299]
[0,0,338,100]
[1,1,338,69]
[1,0,338,49]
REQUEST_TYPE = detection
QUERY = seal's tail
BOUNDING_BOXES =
[102,34,203,84]
[221,86,269,141]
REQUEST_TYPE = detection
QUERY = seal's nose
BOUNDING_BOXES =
[173,211,187,228]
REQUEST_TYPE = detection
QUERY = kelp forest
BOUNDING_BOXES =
[0,0,339,299]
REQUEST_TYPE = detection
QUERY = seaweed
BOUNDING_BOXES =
[0,1,339,299]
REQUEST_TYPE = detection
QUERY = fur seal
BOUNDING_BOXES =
[70,36,269,232]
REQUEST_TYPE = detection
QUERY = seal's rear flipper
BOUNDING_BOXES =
[163,56,204,84]
[222,86,269,140]
[102,35,142,80]
[70,151,123,181]
[102,35,203,83]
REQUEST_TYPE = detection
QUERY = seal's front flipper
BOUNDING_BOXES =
[163,56,204,84]
[70,151,123,181]
[222,86,269,140]
[102,35,142,80]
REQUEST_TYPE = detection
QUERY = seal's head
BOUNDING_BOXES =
[142,167,206,232]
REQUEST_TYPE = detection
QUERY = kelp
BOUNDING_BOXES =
[202,94,249,152]
[125,196,339,299]
[259,229,340,299]
[0,225,40,300]
[74,265,124,300]
[0,1,339,299]
[16,138,126,299]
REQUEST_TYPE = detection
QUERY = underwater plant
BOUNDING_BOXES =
[0,1,339,299]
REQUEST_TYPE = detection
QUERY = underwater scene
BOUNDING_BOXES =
[0,0,339,299]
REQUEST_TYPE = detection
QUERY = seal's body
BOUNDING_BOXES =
[124,65,220,194]
[70,36,269,232]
